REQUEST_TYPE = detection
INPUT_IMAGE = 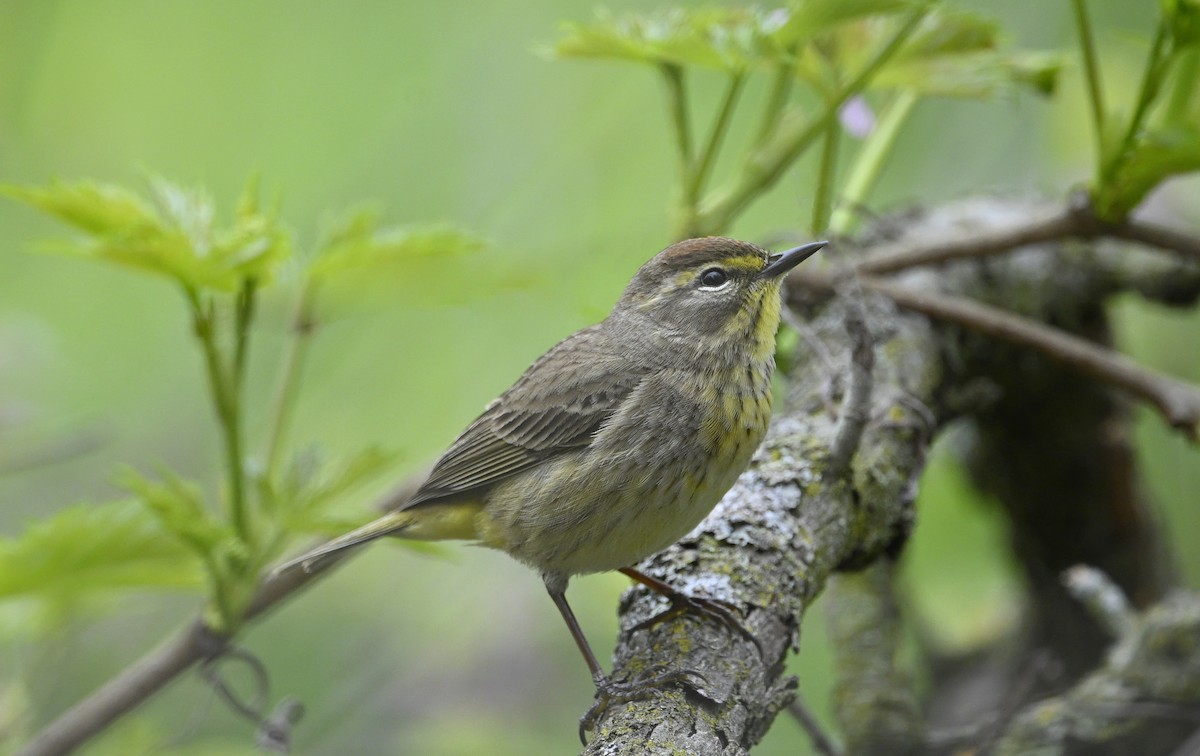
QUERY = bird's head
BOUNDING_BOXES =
[610,237,825,353]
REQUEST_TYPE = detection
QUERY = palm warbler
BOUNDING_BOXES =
[280,236,824,733]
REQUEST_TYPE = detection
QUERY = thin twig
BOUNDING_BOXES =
[15,472,421,756]
[1109,218,1200,264]
[855,209,1079,275]
[1062,565,1137,639]
[794,271,1200,441]
[17,621,221,756]
[788,694,843,756]
[854,203,1200,274]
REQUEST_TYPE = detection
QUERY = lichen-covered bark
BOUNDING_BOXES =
[825,563,921,755]
[993,592,1200,755]
[583,199,1200,754]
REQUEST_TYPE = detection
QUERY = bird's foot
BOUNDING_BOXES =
[579,668,706,744]
[632,590,761,656]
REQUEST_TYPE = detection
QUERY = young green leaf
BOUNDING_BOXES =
[897,8,999,57]
[305,214,494,314]
[874,49,1061,98]
[1097,123,1200,218]
[3,176,290,292]
[270,445,396,524]
[0,181,158,237]
[0,499,203,601]
[846,10,1062,99]
[117,467,230,561]
[777,0,923,46]
[309,213,484,281]
[549,7,793,72]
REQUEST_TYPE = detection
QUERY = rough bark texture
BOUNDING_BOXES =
[583,198,1200,754]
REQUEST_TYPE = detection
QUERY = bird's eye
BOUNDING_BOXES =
[699,268,728,288]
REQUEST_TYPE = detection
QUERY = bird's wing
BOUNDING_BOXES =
[404,325,647,507]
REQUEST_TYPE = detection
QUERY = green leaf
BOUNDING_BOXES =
[309,211,484,280]
[898,9,999,57]
[117,467,230,562]
[2,176,290,292]
[144,174,290,288]
[0,499,203,601]
[875,49,1062,98]
[549,7,794,72]
[0,181,158,237]
[306,213,498,314]
[1100,123,1200,218]
[270,445,397,528]
[854,10,1061,98]
[778,0,923,45]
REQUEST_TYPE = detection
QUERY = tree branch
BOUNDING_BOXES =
[825,561,921,754]
[854,198,1200,276]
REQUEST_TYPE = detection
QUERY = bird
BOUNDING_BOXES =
[277,235,825,738]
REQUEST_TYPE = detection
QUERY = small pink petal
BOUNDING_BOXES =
[839,96,876,139]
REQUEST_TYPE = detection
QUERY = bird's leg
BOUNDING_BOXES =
[544,577,606,685]
[619,566,761,654]
[543,575,703,744]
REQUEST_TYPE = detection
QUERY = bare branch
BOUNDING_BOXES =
[854,198,1200,275]
[856,275,1200,441]
[856,208,1079,275]
[16,477,414,756]
[826,288,875,478]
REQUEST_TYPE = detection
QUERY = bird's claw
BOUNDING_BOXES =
[579,668,707,744]
[632,591,762,656]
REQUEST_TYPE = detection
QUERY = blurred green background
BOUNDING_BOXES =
[1,1,1197,754]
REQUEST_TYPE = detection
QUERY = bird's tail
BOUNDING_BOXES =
[273,500,483,576]
[273,509,417,575]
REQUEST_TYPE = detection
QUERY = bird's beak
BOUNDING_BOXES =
[760,240,827,279]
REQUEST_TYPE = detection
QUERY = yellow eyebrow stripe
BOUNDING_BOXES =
[719,255,765,273]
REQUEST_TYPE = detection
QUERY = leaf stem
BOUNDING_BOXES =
[831,90,917,236]
[811,116,841,235]
[263,283,317,481]
[1097,17,1172,217]
[687,71,746,208]
[233,279,257,388]
[185,285,251,546]
[755,55,796,145]
[1070,0,1107,176]
[661,63,693,188]
[1163,48,1198,124]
